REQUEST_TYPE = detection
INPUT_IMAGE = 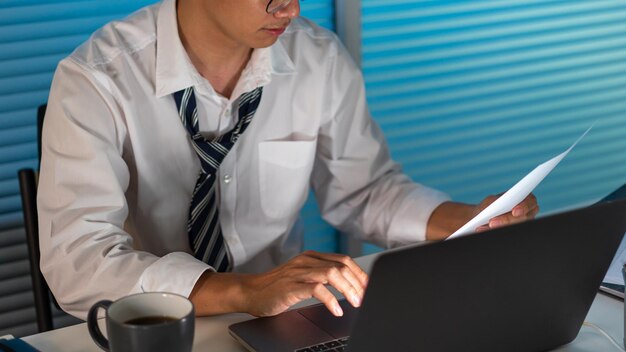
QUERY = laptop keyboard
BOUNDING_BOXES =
[295,337,349,352]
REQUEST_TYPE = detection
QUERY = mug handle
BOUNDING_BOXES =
[87,300,113,351]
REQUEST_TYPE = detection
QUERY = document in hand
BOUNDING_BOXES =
[447,125,593,240]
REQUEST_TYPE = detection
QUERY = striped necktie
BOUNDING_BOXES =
[173,86,263,271]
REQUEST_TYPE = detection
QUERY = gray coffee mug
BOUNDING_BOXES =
[87,292,194,352]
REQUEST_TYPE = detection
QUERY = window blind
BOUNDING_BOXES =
[360,1,626,240]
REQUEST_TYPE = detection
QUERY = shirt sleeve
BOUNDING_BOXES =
[311,38,451,248]
[38,58,210,320]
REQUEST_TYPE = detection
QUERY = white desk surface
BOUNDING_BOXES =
[23,254,625,352]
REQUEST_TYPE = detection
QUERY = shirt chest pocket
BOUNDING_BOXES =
[258,140,317,219]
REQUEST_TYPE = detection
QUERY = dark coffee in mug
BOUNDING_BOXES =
[124,316,176,325]
[87,292,194,352]
[124,316,178,325]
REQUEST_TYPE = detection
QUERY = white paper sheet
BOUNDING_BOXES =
[447,125,593,240]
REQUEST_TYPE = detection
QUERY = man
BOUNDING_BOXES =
[38,0,538,320]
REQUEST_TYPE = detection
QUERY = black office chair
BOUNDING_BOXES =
[17,104,55,332]
[18,168,53,332]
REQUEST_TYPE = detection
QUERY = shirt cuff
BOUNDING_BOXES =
[387,186,451,246]
[138,252,213,298]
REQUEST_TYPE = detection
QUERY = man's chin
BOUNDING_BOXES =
[251,38,280,49]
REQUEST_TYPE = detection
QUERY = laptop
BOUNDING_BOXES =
[229,199,626,352]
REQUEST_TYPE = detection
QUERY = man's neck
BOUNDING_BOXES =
[177,1,252,99]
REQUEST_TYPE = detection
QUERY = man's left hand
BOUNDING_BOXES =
[474,193,539,232]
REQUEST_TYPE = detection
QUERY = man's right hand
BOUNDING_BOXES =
[242,250,368,317]
[189,250,368,317]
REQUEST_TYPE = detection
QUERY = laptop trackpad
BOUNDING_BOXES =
[229,309,334,352]
[298,300,358,338]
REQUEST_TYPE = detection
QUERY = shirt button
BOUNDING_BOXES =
[224,175,232,184]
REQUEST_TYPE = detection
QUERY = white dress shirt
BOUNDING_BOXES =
[38,0,450,319]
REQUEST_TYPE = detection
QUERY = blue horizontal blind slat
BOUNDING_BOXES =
[0,212,24,231]
[0,1,156,26]
[0,126,36,148]
[0,15,149,45]
[0,179,19,199]
[0,109,36,130]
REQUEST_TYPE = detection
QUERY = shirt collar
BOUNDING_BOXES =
[154,0,296,99]
[230,42,296,99]
[269,36,296,76]
[155,0,195,98]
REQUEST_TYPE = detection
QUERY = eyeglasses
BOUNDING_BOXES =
[266,0,298,14]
